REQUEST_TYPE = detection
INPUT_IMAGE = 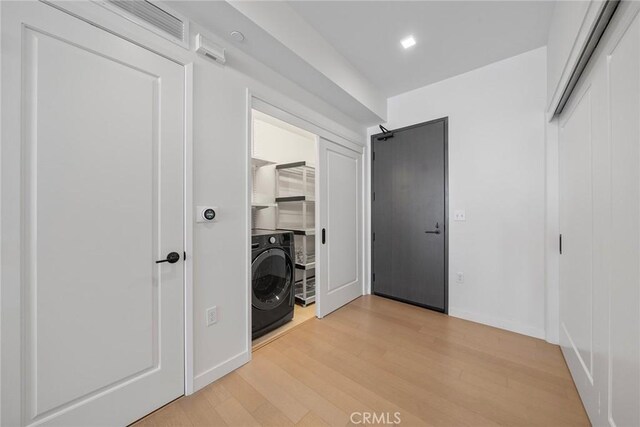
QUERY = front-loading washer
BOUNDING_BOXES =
[251,229,295,339]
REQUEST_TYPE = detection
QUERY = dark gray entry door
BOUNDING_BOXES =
[372,118,448,312]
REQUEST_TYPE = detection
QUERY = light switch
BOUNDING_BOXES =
[454,210,466,221]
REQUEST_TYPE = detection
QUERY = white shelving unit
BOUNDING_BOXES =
[293,230,315,269]
[251,156,275,169]
[276,162,316,306]
[276,162,315,200]
[295,276,315,307]
[275,197,315,231]
[251,203,276,210]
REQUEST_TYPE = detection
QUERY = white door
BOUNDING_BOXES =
[557,4,640,425]
[558,82,597,416]
[317,138,363,317]
[1,2,185,426]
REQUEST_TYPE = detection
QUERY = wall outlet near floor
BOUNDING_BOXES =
[454,209,466,221]
[206,306,218,326]
[456,272,465,283]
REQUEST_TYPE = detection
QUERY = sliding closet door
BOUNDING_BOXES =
[558,4,640,425]
[558,66,604,422]
[317,138,363,317]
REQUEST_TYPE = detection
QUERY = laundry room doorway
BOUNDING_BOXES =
[250,110,319,348]
[247,102,364,351]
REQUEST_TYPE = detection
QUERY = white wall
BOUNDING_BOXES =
[253,113,316,164]
[188,26,364,390]
[372,47,548,339]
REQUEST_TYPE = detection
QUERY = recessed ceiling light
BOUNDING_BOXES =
[401,36,416,49]
[230,31,245,42]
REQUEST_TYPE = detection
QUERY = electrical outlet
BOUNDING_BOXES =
[456,272,464,283]
[454,210,466,221]
[206,306,218,326]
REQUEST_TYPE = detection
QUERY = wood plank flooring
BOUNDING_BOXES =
[135,295,589,426]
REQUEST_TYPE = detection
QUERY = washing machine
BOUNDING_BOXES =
[251,229,295,339]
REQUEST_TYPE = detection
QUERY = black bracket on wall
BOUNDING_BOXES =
[376,125,395,141]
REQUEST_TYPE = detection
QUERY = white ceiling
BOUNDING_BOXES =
[168,1,387,123]
[287,1,556,97]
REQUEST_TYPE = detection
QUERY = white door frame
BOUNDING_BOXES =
[0,3,195,425]
[246,92,366,352]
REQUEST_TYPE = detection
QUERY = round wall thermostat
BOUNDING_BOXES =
[196,206,218,223]
[203,208,216,220]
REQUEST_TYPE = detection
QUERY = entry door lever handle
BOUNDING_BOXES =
[425,222,441,234]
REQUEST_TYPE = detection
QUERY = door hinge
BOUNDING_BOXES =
[373,192,376,201]
[373,273,376,282]
[373,232,376,242]
[559,234,562,254]
[184,251,187,260]
[373,151,375,161]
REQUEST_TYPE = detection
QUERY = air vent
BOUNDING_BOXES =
[102,0,188,47]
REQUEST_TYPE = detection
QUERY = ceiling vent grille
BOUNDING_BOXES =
[102,0,188,47]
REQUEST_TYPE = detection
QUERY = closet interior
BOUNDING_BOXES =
[250,110,318,347]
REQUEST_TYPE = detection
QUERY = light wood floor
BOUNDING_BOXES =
[135,295,589,426]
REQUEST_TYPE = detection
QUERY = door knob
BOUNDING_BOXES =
[156,252,180,264]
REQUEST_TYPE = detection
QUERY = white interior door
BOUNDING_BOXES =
[557,5,640,425]
[317,138,363,317]
[558,82,597,415]
[1,3,185,425]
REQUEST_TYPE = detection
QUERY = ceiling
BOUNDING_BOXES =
[168,0,386,123]
[287,1,556,97]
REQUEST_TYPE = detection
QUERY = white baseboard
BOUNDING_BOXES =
[448,307,546,340]
[192,351,250,392]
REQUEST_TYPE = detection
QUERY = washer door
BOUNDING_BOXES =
[252,248,294,310]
